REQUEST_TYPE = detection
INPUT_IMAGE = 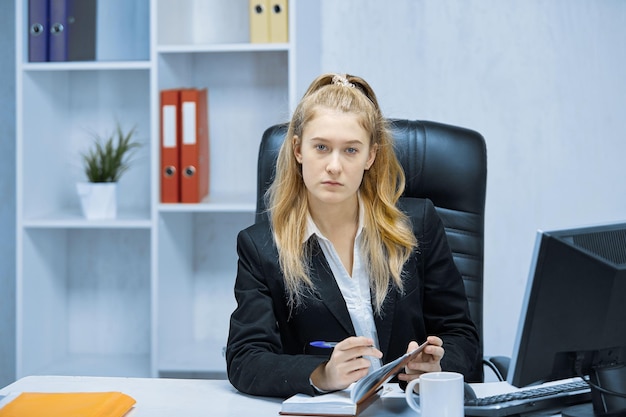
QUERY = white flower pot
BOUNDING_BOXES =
[76,182,117,220]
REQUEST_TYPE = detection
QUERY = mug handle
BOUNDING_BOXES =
[405,379,422,415]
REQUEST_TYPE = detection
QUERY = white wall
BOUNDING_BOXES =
[319,0,626,360]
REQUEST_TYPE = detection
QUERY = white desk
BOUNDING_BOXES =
[0,375,415,417]
[0,375,566,417]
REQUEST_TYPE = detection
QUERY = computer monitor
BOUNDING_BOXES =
[508,222,626,416]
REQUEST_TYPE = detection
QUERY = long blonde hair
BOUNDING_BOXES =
[267,73,417,314]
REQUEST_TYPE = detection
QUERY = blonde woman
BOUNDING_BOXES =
[226,73,480,397]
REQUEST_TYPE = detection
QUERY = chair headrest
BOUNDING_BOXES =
[255,119,487,221]
[388,119,487,214]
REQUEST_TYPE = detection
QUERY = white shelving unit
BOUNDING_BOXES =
[15,0,320,379]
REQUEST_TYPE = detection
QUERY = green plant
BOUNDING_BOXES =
[82,123,141,183]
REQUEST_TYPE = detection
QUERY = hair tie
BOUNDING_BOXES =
[331,74,355,88]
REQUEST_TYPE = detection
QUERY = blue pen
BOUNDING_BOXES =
[310,341,338,348]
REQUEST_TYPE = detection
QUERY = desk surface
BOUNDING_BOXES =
[0,375,416,417]
[0,375,565,417]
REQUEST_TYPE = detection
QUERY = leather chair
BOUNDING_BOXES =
[255,119,488,383]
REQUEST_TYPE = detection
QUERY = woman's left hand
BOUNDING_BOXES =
[397,335,444,382]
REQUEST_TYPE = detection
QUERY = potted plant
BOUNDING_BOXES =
[76,123,141,219]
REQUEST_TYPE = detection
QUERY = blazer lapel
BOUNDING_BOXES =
[309,240,355,336]
[374,284,398,361]
[307,237,400,356]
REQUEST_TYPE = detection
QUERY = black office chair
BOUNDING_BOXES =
[255,119,493,383]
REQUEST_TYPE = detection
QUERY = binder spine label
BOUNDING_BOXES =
[182,102,197,145]
[162,105,177,148]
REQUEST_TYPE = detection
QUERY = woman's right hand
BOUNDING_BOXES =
[309,336,383,392]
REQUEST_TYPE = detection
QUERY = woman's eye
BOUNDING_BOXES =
[315,144,328,151]
[346,147,358,154]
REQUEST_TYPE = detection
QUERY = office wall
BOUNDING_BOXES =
[319,0,626,360]
[0,0,16,386]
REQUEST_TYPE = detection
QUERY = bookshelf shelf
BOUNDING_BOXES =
[15,0,319,379]
[157,43,290,54]
[23,61,153,71]
[23,214,153,229]
[158,196,256,213]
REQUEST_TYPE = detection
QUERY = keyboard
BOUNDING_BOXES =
[464,378,591,417]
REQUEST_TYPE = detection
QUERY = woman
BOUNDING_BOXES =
[226,73,480,398]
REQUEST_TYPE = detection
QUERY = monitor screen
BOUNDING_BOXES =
[508,222,626,415]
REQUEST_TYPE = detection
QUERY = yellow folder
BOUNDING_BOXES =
[249,0,270,43]
[269,0,289,43]
[0,392,136,417]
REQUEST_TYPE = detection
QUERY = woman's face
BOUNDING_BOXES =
[294,107,377,208]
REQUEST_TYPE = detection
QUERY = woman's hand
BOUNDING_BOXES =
[310,336,383,392]
[397,335,444,382]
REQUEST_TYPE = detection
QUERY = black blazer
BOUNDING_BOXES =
[226,197,480,398]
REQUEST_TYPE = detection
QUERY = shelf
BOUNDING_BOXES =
[157,0,250,47]
[156,51,288,201]
[23,209,152,229]
[157,43,289,54]
[158,192,256,213]
[20,69,151,220]
[156,211,253,377]
[22,61,152,71]
[18,227,151,377]
[16,0,319,379]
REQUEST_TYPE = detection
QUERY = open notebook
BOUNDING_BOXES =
[280,341,429,416]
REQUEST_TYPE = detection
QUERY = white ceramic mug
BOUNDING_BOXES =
[405,371,464,417]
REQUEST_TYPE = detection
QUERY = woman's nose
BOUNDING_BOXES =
[326,153,342,174]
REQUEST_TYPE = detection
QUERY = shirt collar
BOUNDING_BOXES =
[304,194,365,243]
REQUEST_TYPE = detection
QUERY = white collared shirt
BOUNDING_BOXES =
[304,200,382,372]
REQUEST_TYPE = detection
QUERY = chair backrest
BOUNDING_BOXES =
[255,119,487,382]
